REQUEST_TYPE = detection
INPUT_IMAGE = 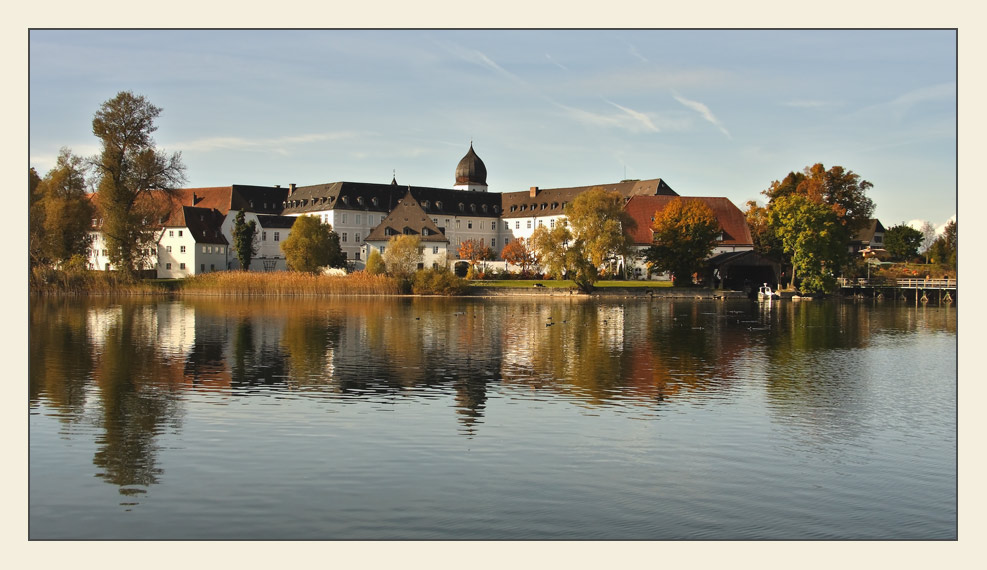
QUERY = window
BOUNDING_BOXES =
[550,219,555,228]
[180,245,186,253]
[166,246,172,253]
[210,264,215,271]
[178,230,183,237]
[355,252,361,260]
[202,246,207,253]
[262,231,267,241]
[504,221,509,230]
[504,238,509,246]
[166,263,172,270]
[356,214,362,224]
[538,220,544,227]
[468,220,473,229]
[433,246,439,254]
[527,220,532,229]
[456,220,461,229]
[169,230,174,237]
[355,233,361,243]
[341,213,347,224]
[342,233,348,242]
[180,263,186,270]
[274,232,280,241]
[201,264,205,272]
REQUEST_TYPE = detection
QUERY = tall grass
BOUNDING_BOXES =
[178,270,401,297]
[30,265,169,296]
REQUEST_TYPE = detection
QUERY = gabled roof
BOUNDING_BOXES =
[163,206,228,245]
[852,219,885,244]
[500,178,676,219]
[623,196,753,247]
[365,190,449,243]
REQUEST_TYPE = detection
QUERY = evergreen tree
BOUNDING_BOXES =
[232,211,258,271]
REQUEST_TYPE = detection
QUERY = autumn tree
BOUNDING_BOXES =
[927,220,956,269]
[566,188,636,276]
[382,234,423,279]
[763,163,875,233]
[457,239,494,273]
[883,223,924,261]
[231,210,258,270]
[501,238,538,275]
[645,197,720,285]
[744,200,784,262]
[529,224,572,280]
[365,249,386,275]
[30,149,95,270]
[91,91,186,279]
[280,215,345,273]
[768,194,848,293]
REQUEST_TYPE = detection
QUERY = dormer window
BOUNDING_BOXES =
[459,203,465,212]
[372,197,379,207]
[357,196,365,206]
[481,204,488,213]
[422,200,430,210]
[470,204,477,213]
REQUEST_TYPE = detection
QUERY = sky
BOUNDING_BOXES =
[28,29,957,232]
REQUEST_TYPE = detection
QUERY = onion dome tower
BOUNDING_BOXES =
[453,143,488,192]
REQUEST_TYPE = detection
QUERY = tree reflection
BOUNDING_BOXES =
[29,298,95,421]
[88,303,183,494]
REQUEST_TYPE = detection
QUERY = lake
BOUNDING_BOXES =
[28,295,957,540]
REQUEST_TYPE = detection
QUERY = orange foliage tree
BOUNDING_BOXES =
[500,238,538,274]
[457,239,494,272]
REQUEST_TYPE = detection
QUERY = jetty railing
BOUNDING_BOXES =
[838,277,956,290]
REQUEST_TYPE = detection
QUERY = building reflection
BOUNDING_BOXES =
[30,295,955,499]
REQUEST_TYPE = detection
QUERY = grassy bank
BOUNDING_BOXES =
[178,270,401,297]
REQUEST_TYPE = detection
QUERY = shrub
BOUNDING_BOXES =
[411,267,469,295]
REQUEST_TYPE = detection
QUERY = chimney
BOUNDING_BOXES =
[529,186,539,197]
[288,183,296,197]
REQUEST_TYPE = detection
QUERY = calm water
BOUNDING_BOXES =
[28,295,957,540]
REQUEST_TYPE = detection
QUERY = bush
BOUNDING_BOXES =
[412,267,469,295]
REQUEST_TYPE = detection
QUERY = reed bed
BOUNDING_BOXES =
[30,266,171,296]
[178,270,401,297]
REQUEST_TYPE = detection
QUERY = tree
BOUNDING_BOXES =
[381,234,422,279]
[918,221,938,263]
[927,220,956,268]
[744,200,784,262]
[645,198,720,285]
[280,215,345,273]
[763,163,874,233]
[365,249,386,275]
[529,224,572,280]
[501,238,538,274]
[768,194,848,293]
[566,188,636,276]
[232,211,258,270]
[883,223,924,261]
[30,149,95,269]
[91,91,186,279]
[457,239,494,274]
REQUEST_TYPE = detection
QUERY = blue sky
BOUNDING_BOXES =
[29,29,957,231]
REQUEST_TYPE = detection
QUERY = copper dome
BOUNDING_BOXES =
[455,144,487,186]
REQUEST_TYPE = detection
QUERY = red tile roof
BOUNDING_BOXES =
[624,196,753,246]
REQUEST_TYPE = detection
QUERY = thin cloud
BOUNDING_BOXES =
[625,43,648,63]
[605,100,659,133]
[552,100,662,134]
[673,94,731,138]
[176,132,358,153]
[545,53,568,70]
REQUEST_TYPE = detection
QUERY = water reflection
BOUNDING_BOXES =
[29,296,956,499]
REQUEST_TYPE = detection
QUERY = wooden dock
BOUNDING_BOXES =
[838,277,956,304]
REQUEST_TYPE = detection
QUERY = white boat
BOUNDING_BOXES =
[758,283,780,301]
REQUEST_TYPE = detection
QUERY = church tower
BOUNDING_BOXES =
[453,143,488,192]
